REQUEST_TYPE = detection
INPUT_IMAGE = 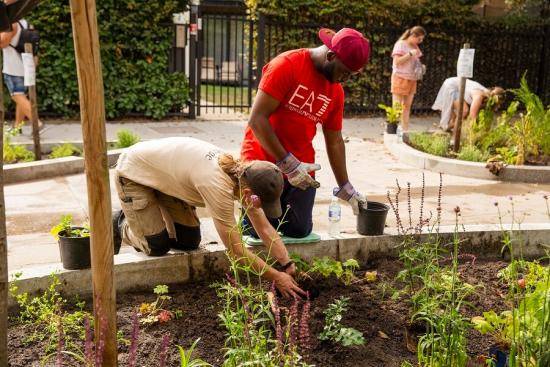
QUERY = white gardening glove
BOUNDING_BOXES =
[333,182,367,215]
[276,153,321,190]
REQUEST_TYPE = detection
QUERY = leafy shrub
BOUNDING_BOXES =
[408,132,450,157]
[49,143,81,159]
[116,129,141,148]
[378,102,402,124]
[511,76,550,159]
[27,0,188,119]
[457,144,488,162]
[3,135,34,163]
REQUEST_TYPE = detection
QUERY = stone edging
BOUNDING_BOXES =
[8,223,550,309]
[3,149,124,184]
[384,133,550,183]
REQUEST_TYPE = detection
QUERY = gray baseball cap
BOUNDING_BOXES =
[243,161,284,218]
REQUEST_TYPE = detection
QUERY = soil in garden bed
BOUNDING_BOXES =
[7,258,510,366]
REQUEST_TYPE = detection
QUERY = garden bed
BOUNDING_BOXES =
[7,257,511,366]
[407,131,549,166]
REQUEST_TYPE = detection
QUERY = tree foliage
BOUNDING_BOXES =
[25,0,189,119]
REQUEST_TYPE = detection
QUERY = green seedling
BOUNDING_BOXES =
[319,297,365,347]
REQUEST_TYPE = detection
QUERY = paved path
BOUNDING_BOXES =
[6,117,549,271]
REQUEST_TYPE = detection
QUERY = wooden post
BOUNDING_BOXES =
[24,43,41,160]
[453,43,470,153]
[0,64,9,367]
[68,0,117,365]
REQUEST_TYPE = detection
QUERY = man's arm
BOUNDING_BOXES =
[248,90,287,161]
[0,23,17,49]
[469,95,483,120]
[323,128,349,187]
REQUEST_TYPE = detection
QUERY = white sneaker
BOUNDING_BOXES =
[396,126,403,142]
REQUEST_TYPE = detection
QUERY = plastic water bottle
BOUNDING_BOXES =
[328,197,341,237]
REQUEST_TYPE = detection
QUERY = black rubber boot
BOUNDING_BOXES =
[112,210,124,255]
[144,229,172,256]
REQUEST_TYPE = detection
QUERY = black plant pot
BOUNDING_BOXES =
[386,123,398,134]
[488,345,509,367]
[357,201,389,236]
[58,227,91,270]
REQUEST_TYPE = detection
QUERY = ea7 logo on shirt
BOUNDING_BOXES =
[286,84,332,123]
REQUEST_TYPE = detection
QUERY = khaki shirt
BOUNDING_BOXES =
[116,137,236,229]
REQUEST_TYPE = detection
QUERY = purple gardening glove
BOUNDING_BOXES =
[333,182,367,215]
[276,153,321,190]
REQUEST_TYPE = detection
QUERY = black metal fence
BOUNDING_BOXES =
[256,16,550,114]
[197,13,255,114]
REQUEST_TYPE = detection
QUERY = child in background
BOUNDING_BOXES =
[391,26,426,137]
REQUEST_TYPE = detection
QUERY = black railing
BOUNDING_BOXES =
[256,16,550,115]
[198,13,254,114]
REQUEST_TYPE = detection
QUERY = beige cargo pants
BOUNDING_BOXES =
[115,173,201,256]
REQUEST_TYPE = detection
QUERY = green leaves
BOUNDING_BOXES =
[154,284,169,295]
[319,296,365,347]
[115,129,141,148]
[378,102,403,124]
[49,143,81,159]
[28,0,189,119]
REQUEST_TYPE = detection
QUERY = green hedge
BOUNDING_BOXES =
[20,0,188,119]
[249,0,549,112]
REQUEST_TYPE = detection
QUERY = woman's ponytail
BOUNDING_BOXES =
[399,28,412,41]
[399,26,426,41]
[218,153,242,182]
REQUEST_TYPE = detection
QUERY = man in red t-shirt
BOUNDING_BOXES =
[241,28,371,238]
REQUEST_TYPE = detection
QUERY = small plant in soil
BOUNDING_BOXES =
[138,284,183,326]
[116,129,141,148]
[319,296,365,347]
[3,125,35,163]
[9,272,91,354]
[378,101,403,125]
[50,214,90,240]
[293,255,359,286]
[177,338,212,367]
[49,143,81,159]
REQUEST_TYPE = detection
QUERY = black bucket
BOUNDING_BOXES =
[386,123,398,134]
[357,201,389,236]
[58,227,91,270]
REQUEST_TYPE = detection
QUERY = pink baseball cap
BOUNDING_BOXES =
[318,28,371,72]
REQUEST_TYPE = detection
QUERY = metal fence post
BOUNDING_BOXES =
[188,1,199,119]
[255,13,265,87]
[248,18,254,107]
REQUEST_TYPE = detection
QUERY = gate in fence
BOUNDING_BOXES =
[173,3,255,118]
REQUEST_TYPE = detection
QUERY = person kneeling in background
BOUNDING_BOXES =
[432,77,504,132]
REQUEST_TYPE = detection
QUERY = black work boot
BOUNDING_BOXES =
[112,210,124,255]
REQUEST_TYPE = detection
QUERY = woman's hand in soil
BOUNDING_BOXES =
[275,271,306,298]
[285,263,297,277]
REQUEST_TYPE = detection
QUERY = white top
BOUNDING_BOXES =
[115,137,237,230]
[2,20,28,77]
[432,77,488,130]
